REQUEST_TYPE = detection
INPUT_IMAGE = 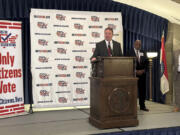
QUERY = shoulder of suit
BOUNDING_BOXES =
[96,40,105,46]
[140,50,146,53]
[112,40,120,45]
[140,50,147,57]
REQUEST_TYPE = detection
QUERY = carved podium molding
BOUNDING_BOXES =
[108,88,130,114]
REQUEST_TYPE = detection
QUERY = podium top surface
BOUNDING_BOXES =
[99,57,136,59]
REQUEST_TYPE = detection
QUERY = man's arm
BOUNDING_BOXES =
[118,43,123,56]
[138,51,148,75]
[91,43,99,61]
[144,52,149,72]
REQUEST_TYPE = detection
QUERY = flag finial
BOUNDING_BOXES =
[162,30,164,37]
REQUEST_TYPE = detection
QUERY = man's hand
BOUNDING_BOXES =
[91,57,96,62]
[136,70,145,76]
[141,69,145,74]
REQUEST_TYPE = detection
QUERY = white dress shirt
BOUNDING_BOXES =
[134,48,140,61]
[105,40,113,50]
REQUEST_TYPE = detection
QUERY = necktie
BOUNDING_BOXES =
[136,50,140,62]
[108,41,112,56]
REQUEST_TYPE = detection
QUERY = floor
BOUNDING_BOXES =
[0,101,179,135]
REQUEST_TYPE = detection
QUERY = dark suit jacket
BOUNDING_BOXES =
[126,49,148,76]
[91,40,123,58]
[126,49,148,107]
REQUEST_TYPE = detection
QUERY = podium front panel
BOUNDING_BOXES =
[94,57,136,78]
[103,57,135,77]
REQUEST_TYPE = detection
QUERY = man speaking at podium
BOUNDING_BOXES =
[91,27,123,61]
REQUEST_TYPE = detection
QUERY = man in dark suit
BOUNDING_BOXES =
[91,27,122,61]
[126,40,149,111]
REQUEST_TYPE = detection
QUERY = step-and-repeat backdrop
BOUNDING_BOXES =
[30,9,123,108]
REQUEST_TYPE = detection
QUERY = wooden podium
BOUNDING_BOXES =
[89,57,139,129]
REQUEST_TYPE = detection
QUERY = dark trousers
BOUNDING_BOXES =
[137,74,146,108]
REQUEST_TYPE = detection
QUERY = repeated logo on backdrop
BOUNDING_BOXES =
[56,14,66,21]
[38,39,48,46]
[91,16,99,22]
[30,9,122,108]
[37,22,48,29]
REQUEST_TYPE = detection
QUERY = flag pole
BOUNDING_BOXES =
[147,53,157,101]
[149,58,153,101]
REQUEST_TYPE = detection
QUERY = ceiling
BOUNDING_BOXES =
[113,0,180,25]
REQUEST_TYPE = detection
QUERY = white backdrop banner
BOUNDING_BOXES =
[30,9,123,108]
[0,20,25,118]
